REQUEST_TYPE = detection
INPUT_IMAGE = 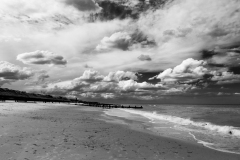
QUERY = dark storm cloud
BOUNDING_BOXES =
[64,0,100,11]
[95,1,134,20]
[17,50,67,66]
[201,50,218,59]
[93,0,171,21]
[229,66,240,74]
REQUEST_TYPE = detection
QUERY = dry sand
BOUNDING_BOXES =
[0,102,240,160]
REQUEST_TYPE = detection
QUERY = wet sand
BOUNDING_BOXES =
[0,102,240,160]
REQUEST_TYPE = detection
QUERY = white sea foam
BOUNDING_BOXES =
[188,132,240,155]
[120,109,240,137]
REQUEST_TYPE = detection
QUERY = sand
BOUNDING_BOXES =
[0,102,240,160]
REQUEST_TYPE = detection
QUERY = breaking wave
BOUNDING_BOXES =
[120,109,240,137]
[188,132,240,155]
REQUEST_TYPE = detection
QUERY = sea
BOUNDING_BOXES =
[104,104,240,154]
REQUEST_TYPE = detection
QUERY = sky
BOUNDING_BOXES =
[1,0,240,104]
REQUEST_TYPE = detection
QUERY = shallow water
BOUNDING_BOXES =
[104,104,240,154]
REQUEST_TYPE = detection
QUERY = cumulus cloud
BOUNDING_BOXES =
[17,50,67,66]
[101,93,115,99]
[0,61,34,86]
[87,82,117,93]
[138,54,152,61]
[74,70,104,82]
[155,58,208,83]
[30,69,158,99]
[151,57,240,95]
[118,79,156,92]
[104,71,137,82]
[96,32,131,51]
[32,70,105,95]
[30,64,240,100]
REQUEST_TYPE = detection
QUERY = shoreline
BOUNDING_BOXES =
[188,132,240,155]
[104,107,240,154]
[0,102,240,160]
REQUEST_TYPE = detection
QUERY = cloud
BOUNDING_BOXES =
[98,0,140,8]
[0,61,34,86]
[212,71,240,85]
[136,0,240,68]
[17,50,67,66]
[87,81,117,93]
[152,57,240,94]
[64,0,100,11]
[122,0,140,7]
[0,0,110,43]
[138,54,152,61]
[104,71,137,82]
[29,65,240,101]
[24,70,49,86]
[30,69,157,99]
[156,58,208,83]
[101,93,115,99]
[0,0,86,24]
[31,70,106,95]
[93,0,137,20]
[37,72,50,82]
[118,79,156,92]
[74,70,104,82]
[0,78,13,87]
[96,32,131,51]
[207,48,240,67]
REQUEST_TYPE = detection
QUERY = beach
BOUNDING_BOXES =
[0,102,240,160]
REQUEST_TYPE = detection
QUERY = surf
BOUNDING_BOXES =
[120,109,240,137]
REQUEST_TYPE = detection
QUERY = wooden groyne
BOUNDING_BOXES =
[80,102,143,109]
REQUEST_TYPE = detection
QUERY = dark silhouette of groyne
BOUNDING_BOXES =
[80,101,143,109]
